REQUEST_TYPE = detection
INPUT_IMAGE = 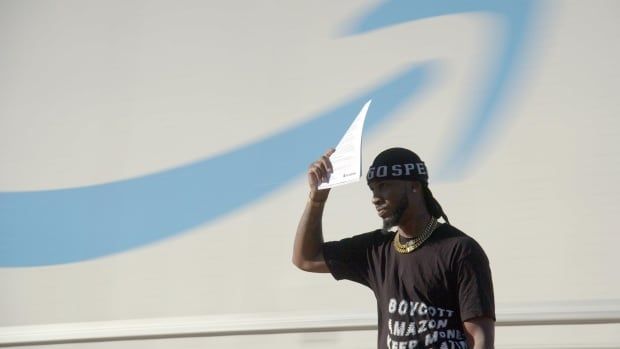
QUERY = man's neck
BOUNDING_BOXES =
[398,212,432,239]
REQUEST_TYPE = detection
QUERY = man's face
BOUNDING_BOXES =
[368,180,410,233]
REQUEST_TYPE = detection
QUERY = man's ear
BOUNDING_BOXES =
[410,181,422,193]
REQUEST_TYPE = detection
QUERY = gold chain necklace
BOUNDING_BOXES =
[393,217,439,254]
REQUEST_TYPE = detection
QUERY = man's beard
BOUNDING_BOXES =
[381,192,409,234]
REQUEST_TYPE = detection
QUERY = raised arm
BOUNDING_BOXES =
[292,148,335,273]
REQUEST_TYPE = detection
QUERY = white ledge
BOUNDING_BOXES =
[1,300,620,346]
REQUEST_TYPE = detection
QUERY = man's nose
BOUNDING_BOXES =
[371,192,383,205]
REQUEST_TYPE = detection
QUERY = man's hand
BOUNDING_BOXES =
[307,148,335,203]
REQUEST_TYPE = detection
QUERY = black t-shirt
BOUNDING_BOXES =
[323,224,495,349]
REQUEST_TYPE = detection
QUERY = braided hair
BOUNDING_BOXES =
[422,185,450,224]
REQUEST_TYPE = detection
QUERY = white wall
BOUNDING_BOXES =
[1,0,619,347]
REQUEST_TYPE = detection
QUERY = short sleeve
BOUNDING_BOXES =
[322,232,376,288]
[456,240,496,322]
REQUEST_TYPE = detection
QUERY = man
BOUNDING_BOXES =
[292,147,495,349]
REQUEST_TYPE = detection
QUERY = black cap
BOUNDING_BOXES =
[366,147,429,184]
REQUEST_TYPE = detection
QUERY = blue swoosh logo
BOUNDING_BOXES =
[0,0,541,267]
[0,63,436,266]
[349,0,539,179]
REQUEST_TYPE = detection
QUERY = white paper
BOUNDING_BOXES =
[318,99,371,189]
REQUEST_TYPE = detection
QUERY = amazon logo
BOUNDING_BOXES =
[0,0,540,266]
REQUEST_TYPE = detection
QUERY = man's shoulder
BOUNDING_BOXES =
[434,223,469,240]
[349,229,394,244]
[323,229,392,259]
[432,224,487,254]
